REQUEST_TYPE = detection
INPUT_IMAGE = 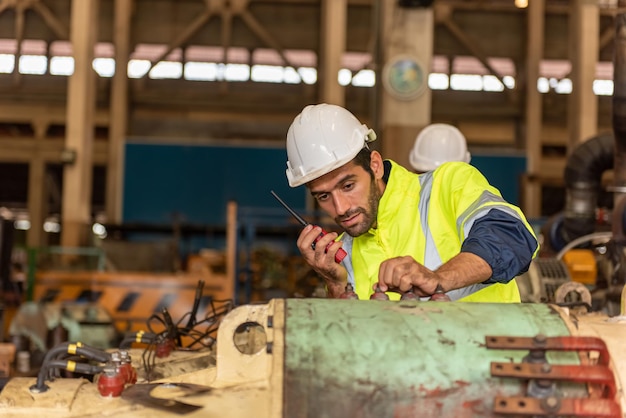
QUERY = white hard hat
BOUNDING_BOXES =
[409,123,471,172]
[286,104,377,187]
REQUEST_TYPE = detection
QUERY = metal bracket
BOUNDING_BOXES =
[486,335,622,418]
[491,362,617,399]
[493,396,622,417]
[486,335,610,365]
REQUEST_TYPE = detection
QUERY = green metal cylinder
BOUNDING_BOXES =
[283,299,581,418]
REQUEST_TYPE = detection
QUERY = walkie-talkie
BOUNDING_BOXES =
[271,190,347,263]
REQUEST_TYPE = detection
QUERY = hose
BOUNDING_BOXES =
[555,231,613,260]
[31,360,104,393]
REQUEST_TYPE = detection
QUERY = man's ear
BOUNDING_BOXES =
[370,151,384,180]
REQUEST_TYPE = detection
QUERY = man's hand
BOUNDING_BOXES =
[297,225,347,297]
[376,256,440,296]
[376,253,493,297]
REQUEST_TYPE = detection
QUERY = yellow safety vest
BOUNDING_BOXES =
[342,161,537,302]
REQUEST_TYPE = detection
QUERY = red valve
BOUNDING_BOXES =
[370,285,390,301]
[97,366,125,397]
[339,283,359,299]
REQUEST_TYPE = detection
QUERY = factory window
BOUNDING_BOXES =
[483,75,505,92]
[450,74,483,91]
[19,55,47,75]
[593,79,613,96]
[299,67,317,84]
[150,61,183,79]
[284,67,301,84]
[93,58,115,77]
[49,56,74,76]
[351,69,375,87]
[223,63,250,81]
[554,78,573,94]
[0,39,618,96]
[251,65,287,83]
[0,54,14,73]
[429,73,449,90]
[338,69,352,86]
[184,62,218,81]
[128,59,151,78]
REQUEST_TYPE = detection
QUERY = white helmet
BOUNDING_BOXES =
[286,104,377,187]
[409,123,471,172]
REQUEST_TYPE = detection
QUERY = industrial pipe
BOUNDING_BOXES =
[613,13,626,209]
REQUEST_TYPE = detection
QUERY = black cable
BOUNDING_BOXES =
[31,360,104,393]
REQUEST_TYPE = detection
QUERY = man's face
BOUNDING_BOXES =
[307,155,383,237]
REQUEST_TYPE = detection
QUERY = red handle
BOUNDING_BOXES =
[313,228,348,263]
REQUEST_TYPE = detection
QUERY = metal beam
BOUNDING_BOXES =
[106,0,133,224]
[61,0,99,248]
[319,0,347,105]
[523,0,545,218]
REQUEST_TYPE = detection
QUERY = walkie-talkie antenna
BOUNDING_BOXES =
[270,190,308,226]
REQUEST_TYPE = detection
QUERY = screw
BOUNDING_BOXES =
[540,396,561,412]
[533,334,547,346]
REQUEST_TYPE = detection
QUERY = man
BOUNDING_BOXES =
[285,103,538,302]
[409,123,471,173]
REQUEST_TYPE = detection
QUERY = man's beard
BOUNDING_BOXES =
[335,178,381,237]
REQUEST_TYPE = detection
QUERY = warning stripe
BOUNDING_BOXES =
[33,271,233,335]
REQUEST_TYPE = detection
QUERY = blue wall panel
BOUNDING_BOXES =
[123,142,307,225]
[123,143,526,224]
[471,152,526,206]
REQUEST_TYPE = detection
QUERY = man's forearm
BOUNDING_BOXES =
[435,252,493,292]
[325,280,346,298]
[312,265,348,298]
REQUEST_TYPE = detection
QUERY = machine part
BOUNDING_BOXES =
[429,284,451,301]
[339,283,359,299]
[400,290,419,300]
[516,258,573,303]
[493,396,621,417]
[556,232,613,261]
[119,330,157,349]
[485,335,611,365]
[369,285,389,300]
[183,280,205,332]
[1,299,626,417]
[559,133,614,248]
[15,351,29,374]
[554,281,593,310]
[561,249,599,285]
[270,190,347,263]
[32,271,233,344]
[121,383,211,414]
[41,341,111,381]
[491,362,617,399]
[118,350,137,384]
[282,301,587,418]
[155,338,176,359]
[30,359,104,393]
[0,344,15,377]
[97,365,125,397]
